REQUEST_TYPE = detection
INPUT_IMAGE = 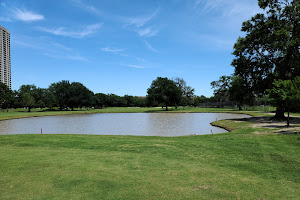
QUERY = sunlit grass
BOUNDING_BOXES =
[1,132,299,199]
[0,106,279,121]
[0,112,300,199]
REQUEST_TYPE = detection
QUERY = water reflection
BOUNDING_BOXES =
[0,113,250,136]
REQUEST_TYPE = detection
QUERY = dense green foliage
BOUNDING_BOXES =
[0,83,13,110]
[232,0,300,118]
[211,75,232,102]
[210,0,300,115]
[268,76,300,114]
[147,77,182,111]
[1,77,202,111]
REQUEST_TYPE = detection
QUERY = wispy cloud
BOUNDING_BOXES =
[38,23,103,38]
[0,17,11,22]
[71,0,100,14]
[43,53,88,61]
[186,32,236,50]
[13,35,88,61]
[143,40,158,53]
[123,7,161,38]
[101,47,124,52]
[193,0,260,18]
[13,9,45,22]
[121,64,149,69]
[126,8,159,28]
[138,26,159,37]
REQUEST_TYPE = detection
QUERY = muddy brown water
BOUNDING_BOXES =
[0,113,250,136]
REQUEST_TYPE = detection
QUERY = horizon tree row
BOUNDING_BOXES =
[0,77,208,112]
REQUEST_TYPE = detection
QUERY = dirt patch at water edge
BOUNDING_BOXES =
[249,116,300,134]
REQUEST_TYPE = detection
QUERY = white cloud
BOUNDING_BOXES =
[101,47,124,52]
[187,32,236,50]
[121,64,149,69]
[13,35,88,61]
[38,23,103,38]
[194,0,261,18]
[126,8,159,28]
[0,17,11,22]
[14,9,44,22]
[143,40,158,53]
[44,53,88,61]
[71,0,100,14]
[138,27,159,37]
[193,0,260,18]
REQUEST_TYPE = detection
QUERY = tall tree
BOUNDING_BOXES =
[147,77,182,111]
[49,80,71,110]
[211,75,232,102]
[94,93,107,108]
[228,76,254,110]
[232,0,300,118]
[0,83,14,112]
[173,78,195,107]
[68,82,94,110]
[22,93,35,112]
[268,76,300,125]
[18,85,38,112]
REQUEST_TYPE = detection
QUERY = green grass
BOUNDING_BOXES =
[0,108,299,199]
[1,117,300,199]
[0,106,276,121]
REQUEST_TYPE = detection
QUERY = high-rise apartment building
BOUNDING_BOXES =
[0,25,11,89]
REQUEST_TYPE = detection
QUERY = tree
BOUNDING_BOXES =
[232,0,300,118]
[94,93,107,108]
[22,93,35,112]
[147,77,182,111]
[228,76,254,110]
[211,75,232,102]
[49,80,71,110]
[268,76,300,125]
[36,100,45,108]
[0,83,14,112]
[68,82,94,110]
[173,78,195,107]
[18,85,38,112]
[43,90,57,109]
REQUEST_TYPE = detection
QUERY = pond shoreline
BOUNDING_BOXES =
[0,112,251,136]
[0,107,259,122]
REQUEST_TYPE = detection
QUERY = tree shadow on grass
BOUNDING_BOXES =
[232,116,300,134]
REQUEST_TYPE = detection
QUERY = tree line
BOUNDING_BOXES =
[0,81,149,112]
[0,78,214,112]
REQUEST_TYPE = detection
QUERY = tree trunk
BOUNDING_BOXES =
[274,106,285,119]
[165,105,168,111]
[28,107,31,112]
[287,107,290,127]
[238,105,242,110]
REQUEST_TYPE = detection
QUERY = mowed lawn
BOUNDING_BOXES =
[0,106,276,121]
[0,117,300,199]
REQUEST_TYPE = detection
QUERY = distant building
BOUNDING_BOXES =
[0,25,11,89]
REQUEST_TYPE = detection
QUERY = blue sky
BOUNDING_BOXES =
[0,0,260,96]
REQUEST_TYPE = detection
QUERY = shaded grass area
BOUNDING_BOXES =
[0,107,274,121]
[1,124,300,199]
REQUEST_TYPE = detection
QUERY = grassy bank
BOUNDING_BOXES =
[0,107,276,121]
[0,113,299,199]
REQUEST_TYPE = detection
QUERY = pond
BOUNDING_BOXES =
[0,113,250,136]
